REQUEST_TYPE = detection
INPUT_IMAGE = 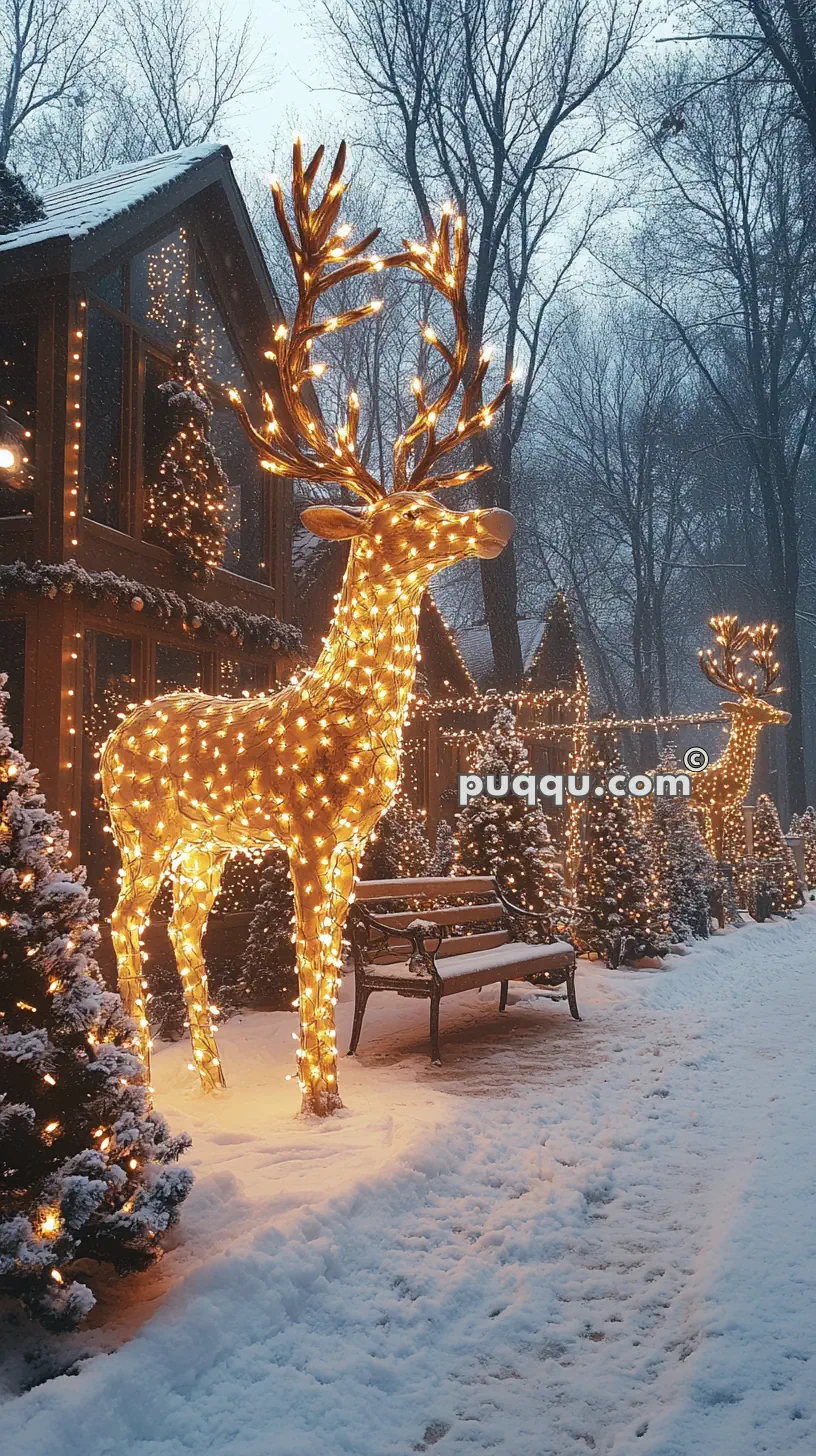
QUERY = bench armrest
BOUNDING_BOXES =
[495,889,579,948]
[349,902,442,979]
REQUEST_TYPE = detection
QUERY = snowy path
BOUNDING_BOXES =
[1,912,815,1455]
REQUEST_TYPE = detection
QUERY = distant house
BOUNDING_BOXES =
[0,145,302,937]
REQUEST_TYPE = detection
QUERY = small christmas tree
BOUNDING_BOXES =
[0,163,45,233]
[143,348,228,581]
[452,707,565,917]
[361,789,433,879]
[0,680,193,1330]
[429,818,454,876]
[752,793,801,910]
[241,851,297,1007]
[648,749,717,941]
[799,807,816,887]
[577,736,667,965]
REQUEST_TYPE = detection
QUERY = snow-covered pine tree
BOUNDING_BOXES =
[577,735,667,965]
[799,807,816,887]
[361,789,433,879]
[452,707,565,917]
[241,851,297,1007]
[143,349,228,581]
[647,749,717,941]
[429,818,454,876]
[0,163,45,233]
[0,680,193,1330]
[752,793,801,910]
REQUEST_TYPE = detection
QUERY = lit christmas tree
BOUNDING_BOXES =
[789,807,816,888]
[647,749,717,941]
[241,852,297,1007]
[429,818,454,876]
[143,348,228,581]
[361,788,433,879]
[576,736,667,965]
[452,707,565,916]
[753,793,801,910]
[0,681,193,1330]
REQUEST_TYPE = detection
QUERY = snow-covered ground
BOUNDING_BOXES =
[1,911,815,1455]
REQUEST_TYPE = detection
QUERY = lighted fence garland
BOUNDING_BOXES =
[102,139,516,1115]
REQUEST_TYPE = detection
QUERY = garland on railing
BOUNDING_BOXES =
[0,559,303,655]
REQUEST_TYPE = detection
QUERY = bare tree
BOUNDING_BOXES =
[0,0,106,165]
[14,0,264,185]
[322,0,643,687]
[614,64,816,809]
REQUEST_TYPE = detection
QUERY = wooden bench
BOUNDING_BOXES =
[347,875,579,1065]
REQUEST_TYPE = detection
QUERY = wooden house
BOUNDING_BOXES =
[0,145,303,943]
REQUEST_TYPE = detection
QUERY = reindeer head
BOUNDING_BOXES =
[699,615,790,726]
[229,139,516,572]
[301,492,514,586]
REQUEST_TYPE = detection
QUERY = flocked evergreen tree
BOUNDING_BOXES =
[0,163,45,233]
[240,851,297,1007]
[0,681,193,1329]
[800,807,816,887]
[143,348,228,581]
[452,707,565,918]
[429,817,454,876]
[361,788,433,879]
[753,794,801,910]
[647,749,717,941]
[577,735,668,965]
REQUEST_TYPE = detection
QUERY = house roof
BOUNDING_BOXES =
[0,146,224,256]
[453,618,547,689]
[0,145,284,328]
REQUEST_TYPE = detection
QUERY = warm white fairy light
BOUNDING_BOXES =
[102,138,515,1114]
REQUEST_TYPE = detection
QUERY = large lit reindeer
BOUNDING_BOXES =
[101,140,515,1115]
[690,615,790,856]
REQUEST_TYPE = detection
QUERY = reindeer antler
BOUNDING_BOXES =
[746,623,783,697]
[699,614,782,698]
[393,208,513,491]
[230,140,513,500]
[229,139,410,503]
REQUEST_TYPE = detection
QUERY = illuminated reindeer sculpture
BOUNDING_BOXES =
[691,615,790,856]
[101,140,515,1115]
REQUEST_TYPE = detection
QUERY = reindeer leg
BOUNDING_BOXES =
[110,835,169,1076]
[169,846,228,1092]
[289,847,355,1117]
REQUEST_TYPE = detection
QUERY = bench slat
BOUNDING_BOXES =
[354,875,496,901]
[374,929,510,965]
[363,901,504,932]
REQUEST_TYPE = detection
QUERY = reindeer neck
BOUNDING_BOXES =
[306,541,425,721]
[719,709,761,777]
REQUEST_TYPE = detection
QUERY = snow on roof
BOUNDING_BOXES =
[453,617,547,688]
[0,144,226,254]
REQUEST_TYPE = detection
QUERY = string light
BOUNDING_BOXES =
[102,138,515,1115]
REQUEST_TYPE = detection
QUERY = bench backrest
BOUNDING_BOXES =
[351,875,510,964]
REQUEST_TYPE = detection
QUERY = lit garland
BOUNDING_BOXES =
[101,139,516,1115]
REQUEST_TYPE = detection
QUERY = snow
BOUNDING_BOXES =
[0,146,224,254]
[1,910,815,1454]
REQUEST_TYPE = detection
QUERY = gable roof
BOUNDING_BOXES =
[453,618,547,689]
[0,146,223,256]
[0,145,282,322]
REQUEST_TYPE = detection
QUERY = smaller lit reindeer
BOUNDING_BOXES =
[691,615,789,855]
[101,140,515,1114]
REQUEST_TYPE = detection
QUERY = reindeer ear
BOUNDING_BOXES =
[301,505,369,540]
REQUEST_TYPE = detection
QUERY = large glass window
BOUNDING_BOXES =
[0,318,36,516]
[155,643,204,694]
[0,617,26,748]
[220,658,264,696]
[131,228,191,347]
[81,631,136,914]
[84,306,124,527]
